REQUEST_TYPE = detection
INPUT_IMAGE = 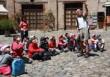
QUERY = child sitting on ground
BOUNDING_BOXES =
[48,36,60,56]
[64,33,70,44]
[97,35,105,52]
[58,35,68,52]
[90,34,98,52]
[11,35,24,57]
[40,36,49,51]
[0,45,13,76]
[23,37,29,55]
[67,34,76,52]
[48,36,56,52]
[28,36,44,61]
[40,36,52,60]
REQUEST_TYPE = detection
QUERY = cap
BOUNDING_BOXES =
[0,45,10,51]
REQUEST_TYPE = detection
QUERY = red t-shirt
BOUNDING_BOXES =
[11,41,24,57]
[48,41,56,48]
[28,43,44,58]
[19,21,28,31]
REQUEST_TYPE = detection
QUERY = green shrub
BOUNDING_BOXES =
[0,19,15,31]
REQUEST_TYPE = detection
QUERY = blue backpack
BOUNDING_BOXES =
[11,58,25,76]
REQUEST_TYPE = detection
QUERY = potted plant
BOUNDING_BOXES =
[0,19,15,37]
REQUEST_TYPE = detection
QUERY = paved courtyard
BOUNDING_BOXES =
[0,29,110,77]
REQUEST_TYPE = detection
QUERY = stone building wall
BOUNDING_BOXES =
[58,2,64,29]
[86,0,105,15]
[5,0,108,29]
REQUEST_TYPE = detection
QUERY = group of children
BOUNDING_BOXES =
[0,32,105,76]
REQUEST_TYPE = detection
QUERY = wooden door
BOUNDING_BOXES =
[97,12,105,28]
[64,3,83,30]
[22,4,43,30]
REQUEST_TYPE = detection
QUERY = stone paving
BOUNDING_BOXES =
[0,29,110,77]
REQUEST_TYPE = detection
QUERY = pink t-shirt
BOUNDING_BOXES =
[19,21,28,31]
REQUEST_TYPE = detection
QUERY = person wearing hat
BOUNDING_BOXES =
[0,45,13,66]
[0,45,13,76]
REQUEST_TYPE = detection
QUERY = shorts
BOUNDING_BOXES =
[79,27,90,41]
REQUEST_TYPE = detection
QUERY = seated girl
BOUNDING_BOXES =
[48,36,58,55]
[64,33,70,43]
[11,35,24,57]
[49,36,56,49]
[28,36,44,61]
[58,35,67,51]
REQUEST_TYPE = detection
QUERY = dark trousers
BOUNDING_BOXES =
[21,30,28,42]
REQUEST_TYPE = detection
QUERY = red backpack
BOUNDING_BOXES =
[0,65,11,75]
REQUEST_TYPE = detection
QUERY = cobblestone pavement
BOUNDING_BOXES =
[0,29,110,77]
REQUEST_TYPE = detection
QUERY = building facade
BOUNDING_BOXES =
[4,0,110,30]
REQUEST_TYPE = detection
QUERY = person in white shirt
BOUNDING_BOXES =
[76,3,90,58]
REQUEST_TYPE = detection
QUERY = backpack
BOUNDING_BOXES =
[0,65,11,75]
[11,58,25,76]
[32,52,43,60]
[42,51,51,61]
[40,37,49,50]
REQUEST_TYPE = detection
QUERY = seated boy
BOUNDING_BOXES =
[90,34,98,52]
[97,35,105,52]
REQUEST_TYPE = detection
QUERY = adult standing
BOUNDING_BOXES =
[19,16,29,42]
[76,3,90,58]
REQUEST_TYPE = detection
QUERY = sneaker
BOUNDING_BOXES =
[77,53,83,57]
[28,59,33,64]
[84,54,89,58]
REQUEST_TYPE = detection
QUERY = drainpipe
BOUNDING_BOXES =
[97,0,99,29]
[56,0,59,31]
[13,0,16,20]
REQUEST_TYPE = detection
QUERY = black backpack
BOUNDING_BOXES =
[42,51,51,61]
[40,37,49,50]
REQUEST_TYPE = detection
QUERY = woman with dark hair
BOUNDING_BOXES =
[19,16,29,42]
[28,36,44,61]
